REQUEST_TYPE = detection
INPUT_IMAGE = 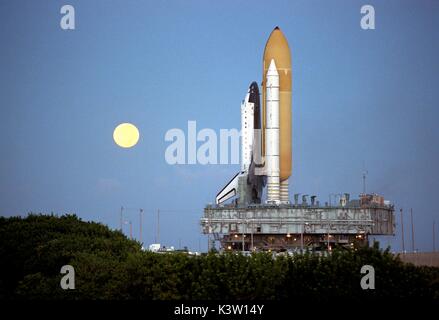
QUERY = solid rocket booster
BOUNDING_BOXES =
[262,27,292,203]
[265,59,280,203]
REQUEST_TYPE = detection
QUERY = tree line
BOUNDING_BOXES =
[0,214,438,300]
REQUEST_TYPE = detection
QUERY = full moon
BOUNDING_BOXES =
[113,123,140,148]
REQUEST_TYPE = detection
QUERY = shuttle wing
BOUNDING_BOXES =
[215,171,244,205]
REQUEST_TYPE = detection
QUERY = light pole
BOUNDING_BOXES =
[139,208,143,245]
[242,218,245,253]
[120,206,124,232]
[327,211,331,252]
[400,208,405,254]
[300,226,303,253]
[410,208,415,253]
[301,222,308,253]
[250,219,254,252]
[157,209,160,244]
[327,231,330,251]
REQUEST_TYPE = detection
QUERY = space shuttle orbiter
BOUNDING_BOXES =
[215,82,264,205]
[215,27,292,206]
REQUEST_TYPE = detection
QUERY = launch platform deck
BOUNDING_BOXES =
[201,195,395,251]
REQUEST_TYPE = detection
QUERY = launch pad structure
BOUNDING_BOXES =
[201,193,395,252]
[200,27,395,252]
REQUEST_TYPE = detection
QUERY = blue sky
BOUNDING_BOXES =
[0,0,438,252]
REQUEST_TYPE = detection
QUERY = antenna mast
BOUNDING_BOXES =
[400,208,405,253]
[156,209,160,243]
[362,162,368,194]
[139,208,143,245]
[120,206,124,232]
[410,208,415,252]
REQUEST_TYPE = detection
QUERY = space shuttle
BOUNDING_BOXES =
[216,27,292,206]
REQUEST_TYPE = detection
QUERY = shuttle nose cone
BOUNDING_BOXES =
[249,81,258,92]
[249,81,259,97]
[247,82,261,130]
